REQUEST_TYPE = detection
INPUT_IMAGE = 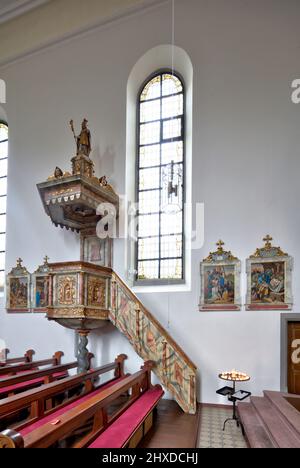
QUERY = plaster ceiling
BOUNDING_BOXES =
[0,0,50,24]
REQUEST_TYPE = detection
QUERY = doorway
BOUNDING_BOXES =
[281,314,300,395]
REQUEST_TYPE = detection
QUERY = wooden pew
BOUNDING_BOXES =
[0,361,164,449]
[0,350,35,367]
[0,355,127,434]
[0,360,79,399]
[0,352,64,377]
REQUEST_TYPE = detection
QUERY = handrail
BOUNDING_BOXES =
[112,271,197,371]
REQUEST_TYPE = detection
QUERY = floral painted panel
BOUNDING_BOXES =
[110,274,197,414]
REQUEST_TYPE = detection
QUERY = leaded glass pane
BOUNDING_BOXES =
[138,261,159,280]
[161,141,183,165]
[138,237,159,260]
[0,178,7,196]
[0,125,8,142]
[0,215,6,233]
[0,196,6,214]
[162,94,183,119]
[139,167,160,190]
[140,76,161,101]
[0,252,5,270]
[139,190,160,214]
[140,121,160,145]
[139,145,160,168]
[140,99,160,123]
[0,233,5,251]
[162,74,183,96]
[137,72,184,282]
[160,259,182,279]
[0,141,8,159]
[163,118,182,140]
[138,214,159,238]
[161,235,182,258]
[0,158,7,177]
[0,271,4,289]
[161,211,183,236]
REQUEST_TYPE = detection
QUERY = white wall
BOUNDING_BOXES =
[0,0,300,404]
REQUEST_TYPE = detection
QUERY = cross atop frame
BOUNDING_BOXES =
[216,240,225,252]
[263,235,273,248]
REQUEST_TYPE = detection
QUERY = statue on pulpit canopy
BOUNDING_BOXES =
[70,119,91,157]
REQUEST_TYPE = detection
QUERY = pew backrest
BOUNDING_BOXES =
[0,352,64,377]
[0,361,78,391]
[0,354,128,429]
[0,350,35,367]
[21,361,154,449]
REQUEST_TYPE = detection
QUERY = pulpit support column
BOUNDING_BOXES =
[77,331,90,374]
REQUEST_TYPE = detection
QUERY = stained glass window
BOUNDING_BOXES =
[0,123,7,290]
[136,72,185,283]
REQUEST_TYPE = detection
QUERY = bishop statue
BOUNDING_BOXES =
[70,119,91,157]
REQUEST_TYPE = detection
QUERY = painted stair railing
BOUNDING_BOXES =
[110,272,197,415]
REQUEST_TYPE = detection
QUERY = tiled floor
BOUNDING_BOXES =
[198,406,248,448]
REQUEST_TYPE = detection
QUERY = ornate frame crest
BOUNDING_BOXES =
[246,236,293,310]
[199,241,241,311]
[32,256,50,313]
[6,259,31,313]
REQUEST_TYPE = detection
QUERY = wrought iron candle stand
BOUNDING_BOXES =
[217,371,251,435]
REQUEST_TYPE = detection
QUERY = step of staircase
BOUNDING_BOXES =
[264,391,300,438]
[250,396,300,448]
[238,403,276,448]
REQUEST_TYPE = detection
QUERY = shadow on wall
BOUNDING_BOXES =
[0,105,7,123]
[89,322,117,367]
[92,144,117,188]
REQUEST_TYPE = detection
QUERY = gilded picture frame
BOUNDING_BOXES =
[199,241,241,311]
[246,236,293,310]
[6,259,31,313]
[31,256,50,313]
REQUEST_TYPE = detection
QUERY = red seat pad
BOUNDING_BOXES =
[0,370,38,380]
[0,378,46,395]
[0,372,69,396]
[53,372,69,379]
[20,377,124,436]
[89,387,164,449]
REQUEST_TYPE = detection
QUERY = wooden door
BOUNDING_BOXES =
[288,322,300,394]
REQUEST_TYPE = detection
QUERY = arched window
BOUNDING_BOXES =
[136,71,185,284]
[0,122,7,290]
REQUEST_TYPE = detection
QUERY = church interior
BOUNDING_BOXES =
[0,0,299,450]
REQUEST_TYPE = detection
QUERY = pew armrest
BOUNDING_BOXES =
[0,430,24,449]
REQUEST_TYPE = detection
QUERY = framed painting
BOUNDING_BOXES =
[6,258,31,313]
[32,256,50,313]
[199,241,241,311]
[81,229,112,268]
[246,236,293,310]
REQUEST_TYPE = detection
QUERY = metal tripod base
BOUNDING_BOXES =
[223,416,245,436]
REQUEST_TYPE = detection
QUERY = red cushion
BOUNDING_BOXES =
[0,372,68,396]
[0,370,37,380]
[20,377,124,436]
[0,377,45,395]
[53,372,69,379]
[89,387,164,449]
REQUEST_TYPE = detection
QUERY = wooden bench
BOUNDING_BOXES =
[0,354,127,434]
[0,360,78,399]
[0,350,35,367]
[0,351,64,377]
[0,361,164,449]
